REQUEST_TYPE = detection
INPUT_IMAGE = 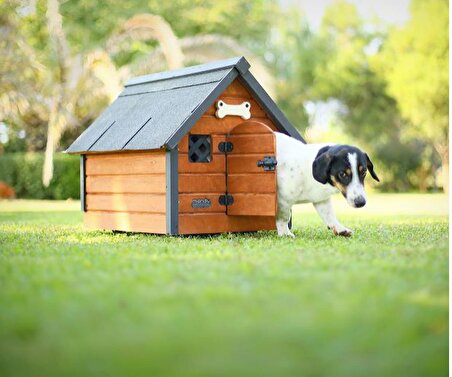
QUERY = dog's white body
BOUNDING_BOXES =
[275,132,355,237]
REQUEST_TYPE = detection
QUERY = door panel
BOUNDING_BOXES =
[228,193,276,216]
[227,174,276,193]
[226,121,277,216]
[228,155,272,174]
[226,134,274,154]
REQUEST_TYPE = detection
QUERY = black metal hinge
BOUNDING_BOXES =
[218,141,233,153]
[219,194,234,206]
[257,155,277,171]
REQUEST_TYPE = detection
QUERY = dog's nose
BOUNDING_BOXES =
[354,197,366,208]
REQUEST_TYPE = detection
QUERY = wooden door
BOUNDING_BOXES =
[226,121,277,216]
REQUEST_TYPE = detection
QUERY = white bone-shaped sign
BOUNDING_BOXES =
[215,100,251,120]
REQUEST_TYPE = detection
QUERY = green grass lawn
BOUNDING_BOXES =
[0,194,448,377]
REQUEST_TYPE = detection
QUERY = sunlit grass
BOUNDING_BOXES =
[0,194,448,377]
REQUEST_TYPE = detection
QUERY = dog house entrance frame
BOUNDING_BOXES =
[223,121,277,216]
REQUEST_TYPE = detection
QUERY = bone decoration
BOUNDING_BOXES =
[215,100,251,120]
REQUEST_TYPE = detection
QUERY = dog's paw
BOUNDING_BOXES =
[332,226,353,237]
[287,230,296,238]
[277,230,296,238]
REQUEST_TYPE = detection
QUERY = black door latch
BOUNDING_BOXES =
[218,141,233,153]
[257,156,277,171]
[219,194,234,206]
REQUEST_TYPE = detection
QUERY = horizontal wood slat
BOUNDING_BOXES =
[228,154,273,174]
[227,134,275,154]
[85,211,166,234]
[86,175,166,194]
[178,154,225,173]
[178,213,276,234]
[228,174,276,193]
[227,193,276,216]
[86,151,165,175]
[190,116,277,135]
[206,98,266,118]
[179,174,225,193]
[86,193,165,213]
[179,193,225,213]
[178,134,226,155]
[221,79,252,97]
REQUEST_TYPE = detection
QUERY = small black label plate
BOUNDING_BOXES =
[192,198,212,208]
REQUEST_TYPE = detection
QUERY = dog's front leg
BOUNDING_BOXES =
[313,198,352,237]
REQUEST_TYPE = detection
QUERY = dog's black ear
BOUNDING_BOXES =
[365,153,380,182]
[312,146,334,184]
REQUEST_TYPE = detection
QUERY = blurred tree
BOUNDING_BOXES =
[313,1,426,190]
[107,16,276,96]
[60,0,276,54]
[0,0,276,186]
[269,7,327,134]
[0,0,116,183]
[0,0,45,151]
[271,1,432,191]
[375,0,449,191]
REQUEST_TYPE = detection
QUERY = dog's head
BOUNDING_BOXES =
[312,145,379,208]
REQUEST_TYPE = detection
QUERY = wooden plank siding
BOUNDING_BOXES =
[177,79,277,234]
[178,153,225,173]
[189,116,276,135]
[178,174,225,193]
[177,80,277,155]
[85,151,165,175]
[86,193,166,213]
[85,212,166,234]
[227,194,276,216]
[179,213,275,234]
[84,150,167,233]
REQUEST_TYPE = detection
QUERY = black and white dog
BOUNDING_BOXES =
[275,133,379,237]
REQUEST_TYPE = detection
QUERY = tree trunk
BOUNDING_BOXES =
[42,107,64,186]
[440,155,449,194]
[42,125,55,188]
[434,141,449,193]
[42,106,58,187]
[42,0,70,186]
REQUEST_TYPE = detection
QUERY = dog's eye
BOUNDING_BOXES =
[360,169,367,177]
[339,171,347,179]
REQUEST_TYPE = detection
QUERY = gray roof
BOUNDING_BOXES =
[66,56,304,153]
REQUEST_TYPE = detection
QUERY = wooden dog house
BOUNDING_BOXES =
[67,56,304,235]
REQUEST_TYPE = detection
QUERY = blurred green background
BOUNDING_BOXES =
[0,0,448,195]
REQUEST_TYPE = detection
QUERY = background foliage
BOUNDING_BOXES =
[0,0,448,195]
[272,0,448,191]
[0,153,79,199]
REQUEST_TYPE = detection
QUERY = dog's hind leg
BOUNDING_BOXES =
[313,198,352,237]
[276,205,295,238]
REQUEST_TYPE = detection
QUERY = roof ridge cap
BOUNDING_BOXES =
[125,56,249,87]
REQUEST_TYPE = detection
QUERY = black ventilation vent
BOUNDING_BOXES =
[189,135,211,163]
